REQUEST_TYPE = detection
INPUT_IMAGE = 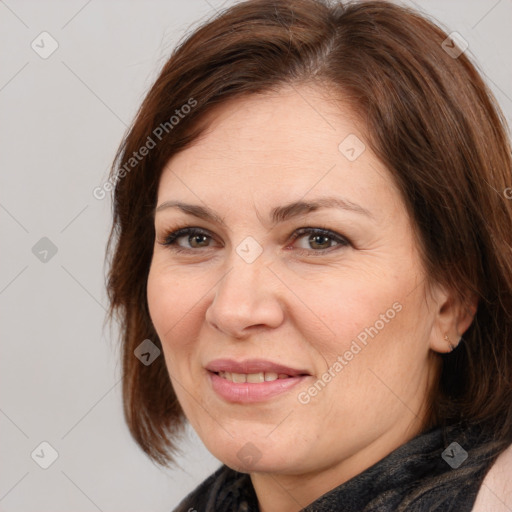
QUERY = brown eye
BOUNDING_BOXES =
[307,234,333,250]
[188,233,210,248]
[161,227,217,250]
[291,228,350,253]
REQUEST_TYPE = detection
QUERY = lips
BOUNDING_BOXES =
[205,359,309,377]
[205,359,311,403]
[217,371,288,383]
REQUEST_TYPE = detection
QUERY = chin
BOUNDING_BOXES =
[200,428,305,475]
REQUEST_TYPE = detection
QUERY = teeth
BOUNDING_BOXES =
[247,372,265,383]
[231,372,247,383]
[218,371,288,383]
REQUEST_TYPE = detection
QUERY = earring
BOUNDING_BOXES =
[444,334,456,351]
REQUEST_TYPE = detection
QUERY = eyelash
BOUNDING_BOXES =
[158,226,351,256]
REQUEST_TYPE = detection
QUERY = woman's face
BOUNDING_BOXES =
[147,85,447,482]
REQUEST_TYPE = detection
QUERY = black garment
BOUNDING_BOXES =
[173,421,503,512]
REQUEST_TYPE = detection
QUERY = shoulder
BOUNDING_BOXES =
[173,464,228,512]
[172,464,255,512]
[472,442,512,511]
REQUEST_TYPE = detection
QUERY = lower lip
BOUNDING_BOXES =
[209,371,308,403]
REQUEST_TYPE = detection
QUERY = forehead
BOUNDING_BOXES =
[157,85,401,215]
[168,85,356,168]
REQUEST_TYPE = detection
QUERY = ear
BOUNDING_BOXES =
[428,282,478,354]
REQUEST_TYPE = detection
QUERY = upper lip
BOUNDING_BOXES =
[205,359,310,376]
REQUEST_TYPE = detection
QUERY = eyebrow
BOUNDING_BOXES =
[154,197,374,226]
[154,196,374,226]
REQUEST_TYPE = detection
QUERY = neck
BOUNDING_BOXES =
[250,416,426,512]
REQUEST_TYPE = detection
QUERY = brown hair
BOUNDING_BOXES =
[106,0,512,466]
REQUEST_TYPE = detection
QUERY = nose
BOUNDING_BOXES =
[204,253,285,338]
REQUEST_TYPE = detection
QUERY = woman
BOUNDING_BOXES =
[106,0,512,510]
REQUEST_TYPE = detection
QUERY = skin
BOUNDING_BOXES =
[147,84,475,511]
[473,443,512,511]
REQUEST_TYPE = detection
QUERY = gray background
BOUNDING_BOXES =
[1,1,511,511]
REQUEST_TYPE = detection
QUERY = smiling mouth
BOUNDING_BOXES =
[215,371,296,383]
[209,370,310,402]
[205,359,311,402]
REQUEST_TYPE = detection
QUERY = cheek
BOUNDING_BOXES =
[295,278,431,431]
[291,269,404,359]
[146,263,204,356]
[147,266,174,335]
[146,263,228,436]
[146,265,207,416]
[293,264,431,388]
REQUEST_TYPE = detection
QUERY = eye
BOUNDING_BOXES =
[159,227,218,251]
[289,227,350,254]
[158,226,351,255]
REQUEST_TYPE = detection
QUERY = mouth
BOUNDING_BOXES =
[205,359,311,403]
[215,371,295,383]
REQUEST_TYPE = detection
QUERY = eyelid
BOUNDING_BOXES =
[158,226,221,248]
[289,227,349,245]
[157,225,351,253]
